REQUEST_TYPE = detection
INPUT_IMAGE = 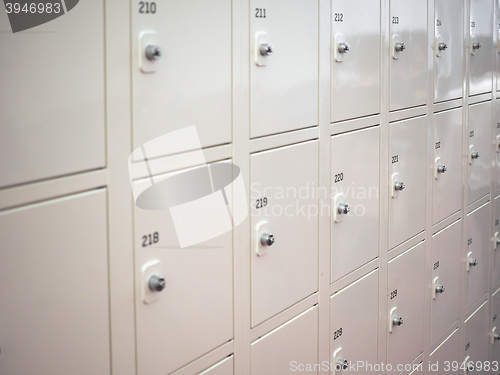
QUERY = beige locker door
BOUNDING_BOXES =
[0,2,105,188]
[0,190,110,375]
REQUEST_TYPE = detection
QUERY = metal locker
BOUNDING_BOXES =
[497,0,500,92]
[464,301,489,372]
[199,356,234,375]
[468,101,492,205]
[465,202,491,313]
[495,100,500,191]
[433,108,463,224]
[389,0,427,111]
[331,0,380,122]
[434,0,464,103]
[389,116,427,249]
[134,164,233,375]
[0,2,105,188]
[0,191,110,375]
[469,0,494,96]
[491,288,500,361]
[387,241,426,371]
[431,220,461,347]
[250,0,319,138]
[132,0,232,153]
[494,195,500,288]
[330,270,378,375]
[251,141,319,326]
[251,306,318,375]
[428,329,461,375]
[331,127,380,282]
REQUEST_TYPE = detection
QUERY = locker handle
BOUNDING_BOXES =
[492,327,500,345]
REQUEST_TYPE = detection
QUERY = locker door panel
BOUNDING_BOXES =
[389,116,427,249]
[330,270,379,374]
[0,2,105,188]
[132,0,232,152]
[464,302,489,370]
[134,163,233,375]
[250,0,319,138]
[434,0,464,103]
[331,0,381,122]
[433,108,463,224]
[251,141,319,326]
[492,289,500,361]
[469,0,494,96]
[495,100,500,191]
[429,329,461,375]
[251,307,318,375]
[431,221,461,347]
[468,102,492,205]
[465,202,491,312]
[494,196,500,289]
[387,242,426,371]
[331,127,380,281]
[0,191,110,375]
[389,0,428,111]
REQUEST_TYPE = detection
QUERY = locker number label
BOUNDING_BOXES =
[333,328,343,340]
[433,261,440,270]
[256,197,268,209]
[138,1,157,14]
[391,155,399,164]
[435,142,441,149]
[496,219,499,226]
[334,13,344,22]
[392,16,400,24]
[390,289,398,299]
[436,19,442,27]
[468,238,473,246]
[255,8,266,18]
[142,232,160,247]
[471,21,476,28]
[470,131,474,138]
[334,173,344,183]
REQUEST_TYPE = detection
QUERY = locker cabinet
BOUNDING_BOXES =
[469,0,493,96]
[468,102,492,205]
[250,0,319,138]
[331,0,380,122]
[429,329,461,375]
[132,0,232,153]
[251,306,318,375]
[433,108,463,224]
[389,116,427,249]
[387,242,425,372]
[330,270,378,375]
[134,163,233,375]
[389,0,427,111]
[431,220,461,347]
[465,202,491,313]
[251,141,319,326]
[0,190,110,375]
[464,301,489,372]
[434,0,464,103]
[331,127,380,281]
[0,2,105,188]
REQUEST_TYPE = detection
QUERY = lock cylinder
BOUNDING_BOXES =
[392,316,404,326]
[337,203,351,215]
[435,284,445,294]
[469,258,478,267]
[394,42,406,52]
[394,181,405,191]
[336,358,348,371]
[472,41,482,50]
[260,232,275,246]
[145,44,162,61]
[437,165,447,174]
[338,42,350,54]
[148,275,166,292]
[438,42,448,51]
[259,43,274,56]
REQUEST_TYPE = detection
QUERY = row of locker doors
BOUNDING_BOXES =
[2,191,498,374]
[3,0,498,189]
